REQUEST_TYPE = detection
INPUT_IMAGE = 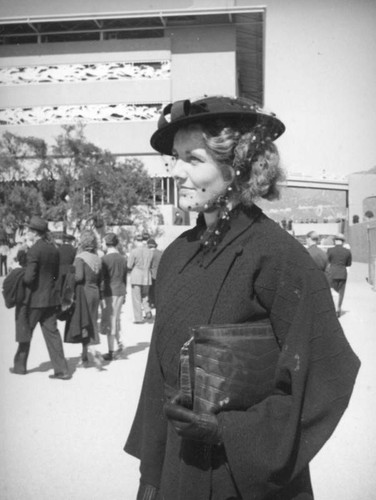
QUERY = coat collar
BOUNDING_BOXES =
[177,203,262,272]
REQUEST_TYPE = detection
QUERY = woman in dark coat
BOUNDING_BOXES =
[125,96,360,500]
[73,230,104,366]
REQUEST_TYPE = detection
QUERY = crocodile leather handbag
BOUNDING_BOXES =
[179,319,281,414]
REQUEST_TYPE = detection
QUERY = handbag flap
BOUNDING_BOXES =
[189,320,280,413]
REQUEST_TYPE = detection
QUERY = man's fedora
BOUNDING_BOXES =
[27,215,48,233]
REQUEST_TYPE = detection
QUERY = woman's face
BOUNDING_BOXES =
[171,125,231,212]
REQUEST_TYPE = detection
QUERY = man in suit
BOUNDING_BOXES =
[147,238,163,309]
[58,234,76,273]
[327,233,352,317]
[127,232,153,324]
[306,231,328,273]
[101,232,128,360]
[10,216,70,379]
[56,233,76,293]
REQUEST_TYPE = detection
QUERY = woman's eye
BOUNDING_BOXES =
[190,155,202,164]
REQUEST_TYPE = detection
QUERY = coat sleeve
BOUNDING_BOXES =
[346,250,352,267]
[124,328,167,489]
[127,251,135,270]
[97,266,104,299]
[123,257,128,287]
[74,258,85,284]
[217,250,360,499]
[23,245,38,286]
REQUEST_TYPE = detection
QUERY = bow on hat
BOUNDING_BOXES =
[158,99,209,128]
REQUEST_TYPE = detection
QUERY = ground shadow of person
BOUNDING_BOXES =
[70,354,107,372]
[27,360,53,374]
[104,342,151,362]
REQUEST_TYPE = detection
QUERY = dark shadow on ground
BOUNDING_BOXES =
[122,342,150,358]
[104,341,151,362]
[67,355,108,373]
[26,342,150,373]
[27,361,53,374]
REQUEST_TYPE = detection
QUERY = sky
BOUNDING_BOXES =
[262,0,376,179]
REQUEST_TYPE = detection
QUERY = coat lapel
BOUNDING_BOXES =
[175,220,205,273]
[200,204,262,269]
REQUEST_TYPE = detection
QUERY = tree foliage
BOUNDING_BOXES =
[0,125,154,232]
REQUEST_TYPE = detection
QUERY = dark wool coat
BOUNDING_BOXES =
[2,267,25,309]
[125,204,360,500]
[23,238,61,308]
[327,245,352,280]
[63,282,95,344]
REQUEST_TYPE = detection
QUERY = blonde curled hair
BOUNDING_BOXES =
[78,230,98,253]
[201,119,285,205]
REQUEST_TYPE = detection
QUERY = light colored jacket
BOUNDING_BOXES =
[128,245,153,286]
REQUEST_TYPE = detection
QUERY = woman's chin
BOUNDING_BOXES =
[178,197,198,212]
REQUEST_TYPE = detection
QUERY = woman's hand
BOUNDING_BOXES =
[164,397,222,445]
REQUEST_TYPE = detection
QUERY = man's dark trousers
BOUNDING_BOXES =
[24,307,68,374]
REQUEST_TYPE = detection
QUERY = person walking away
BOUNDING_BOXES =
[101,232,128,361]
[124,95,360,500]
[306,230,329,272]
[58,234,76,280]
[327,233,352,317]
[10,216,70,379]
[147,238,163,309]
[73,230,104,367]
[2,249,28,374]
[0,239,10,276]
[56,233,76,296]
[128,232,153,323]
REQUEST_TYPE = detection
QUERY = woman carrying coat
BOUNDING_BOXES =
[125,96,360,500]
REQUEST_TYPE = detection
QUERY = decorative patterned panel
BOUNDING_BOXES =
[0,60,171,86]
[0,103,163,125]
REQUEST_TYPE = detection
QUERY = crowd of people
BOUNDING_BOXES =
[2,217,162,378]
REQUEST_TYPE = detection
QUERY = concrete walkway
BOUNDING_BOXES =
[0,262,375,500]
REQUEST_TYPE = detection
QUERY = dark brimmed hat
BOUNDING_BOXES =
[27,215,48,233]
[334,233,345,241]
[307,231,319,241]
[147,238,157,248]
[150,95,285,155]
[104,232,119,246]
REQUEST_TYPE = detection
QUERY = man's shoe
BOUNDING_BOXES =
[102,352,114,361]
[49,372,71,380]
[133,320,145,324]
[9,367,26,375]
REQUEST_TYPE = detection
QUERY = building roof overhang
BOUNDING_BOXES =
[0,6,265,25]
[0,6,266,105]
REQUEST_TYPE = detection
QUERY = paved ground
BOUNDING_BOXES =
[0,262,375,500]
